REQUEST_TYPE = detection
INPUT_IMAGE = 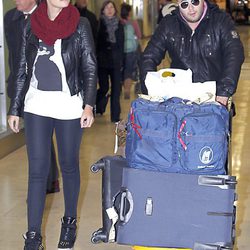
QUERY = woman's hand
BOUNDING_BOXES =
[8,115,20,133]
[80,105,94,128]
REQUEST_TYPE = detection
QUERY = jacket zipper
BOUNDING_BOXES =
[190,30,195,42]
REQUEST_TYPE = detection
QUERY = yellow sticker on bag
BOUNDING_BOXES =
[161,71,175,77]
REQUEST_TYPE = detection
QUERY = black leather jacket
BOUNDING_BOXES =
[141,2,244,97]
[8,17,97,117]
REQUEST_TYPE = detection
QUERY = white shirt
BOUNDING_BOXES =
[24,39,83,120]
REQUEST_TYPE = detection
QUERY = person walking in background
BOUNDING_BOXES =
[120,2,141,99]
[75,0,98,43]
[157,0,170,23]
[4,0,60,194]
[161,0,178,17]
[7,0,97,249]
[96,0,124,122]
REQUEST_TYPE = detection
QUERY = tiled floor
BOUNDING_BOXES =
[0,25,250,250]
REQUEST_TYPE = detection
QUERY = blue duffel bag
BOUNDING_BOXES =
[125,97,229,175]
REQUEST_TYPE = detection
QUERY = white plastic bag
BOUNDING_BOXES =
[145,68,216,103]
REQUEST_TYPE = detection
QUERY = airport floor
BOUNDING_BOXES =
[0,25,250,250]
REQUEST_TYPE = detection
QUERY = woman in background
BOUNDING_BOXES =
[8,0,97,249]
[96,0,124,123]
[121,2,142,99]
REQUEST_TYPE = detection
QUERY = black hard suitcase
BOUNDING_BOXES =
[117,167,237,250]
[90,155,128,243]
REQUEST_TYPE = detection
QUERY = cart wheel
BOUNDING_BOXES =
[91,235,101,244]
[92,228,103,237]
[90,161,105,173]
[90,164,99,173]
[92,231,98,237]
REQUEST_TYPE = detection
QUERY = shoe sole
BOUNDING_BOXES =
[58,248,73,250]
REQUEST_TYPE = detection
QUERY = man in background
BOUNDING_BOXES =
[75,0,98,43]
[161,0,178,17]
[4,0,60,194]
[157,0,170,23]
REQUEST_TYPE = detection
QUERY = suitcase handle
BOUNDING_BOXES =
[119,189,133,223]
[194,242,233,249]
[198,175,237,189]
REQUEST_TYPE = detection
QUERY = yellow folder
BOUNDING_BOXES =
[133,247,191,250]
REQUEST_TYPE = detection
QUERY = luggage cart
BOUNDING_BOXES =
[91,97,237,250]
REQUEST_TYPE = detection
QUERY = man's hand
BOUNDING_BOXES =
[216,96,228,106]
[80,105,94,128]
[8,115,20,133]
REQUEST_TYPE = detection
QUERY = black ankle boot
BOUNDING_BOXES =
[23,231,44,250]
[58,216,77,249]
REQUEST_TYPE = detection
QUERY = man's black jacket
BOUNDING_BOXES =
[4,8,25,99]
[141,1,244,97]
[75,5,98,43]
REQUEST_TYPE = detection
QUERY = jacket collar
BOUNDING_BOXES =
[28,28,73,49]
[12,9,23,22]
[25,19,39,48]
[12,5,37,22]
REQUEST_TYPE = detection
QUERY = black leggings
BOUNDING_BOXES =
[97,67,121,122]
[24,112,83,233]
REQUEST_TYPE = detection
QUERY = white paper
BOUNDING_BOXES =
[145,68,216,103]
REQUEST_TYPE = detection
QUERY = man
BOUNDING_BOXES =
[4,0,60,194]
[75,0,98,42]
[141,0,244,106]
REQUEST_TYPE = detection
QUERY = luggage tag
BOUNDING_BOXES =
[106,207,119,242]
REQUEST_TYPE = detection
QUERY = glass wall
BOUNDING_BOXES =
[0,0,6,135]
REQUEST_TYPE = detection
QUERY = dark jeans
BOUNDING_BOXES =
[46,141,59,191]
[123,51,138,81]
[96,67,121,122]
[24,112,83,233]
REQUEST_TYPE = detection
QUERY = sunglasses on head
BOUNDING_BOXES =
[180,0,200,9]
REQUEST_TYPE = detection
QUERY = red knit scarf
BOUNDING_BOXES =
[31,1,80,46]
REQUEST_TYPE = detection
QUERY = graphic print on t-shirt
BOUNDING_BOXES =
[35,41,62,91]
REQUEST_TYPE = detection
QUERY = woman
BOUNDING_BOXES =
[120,2,142,99]
[7,0,97,249]
[96,0,124,123]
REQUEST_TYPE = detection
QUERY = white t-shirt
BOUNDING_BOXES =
[24,39,83,120]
